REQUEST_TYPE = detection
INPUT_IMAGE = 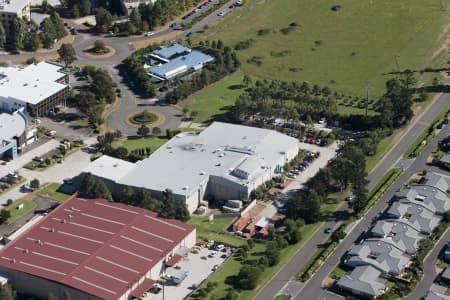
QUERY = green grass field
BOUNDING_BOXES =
[37,183,71,202]
[180,74,245,123]
[6,199,37,223]
[195,0,449,98]
[119,137,169,152]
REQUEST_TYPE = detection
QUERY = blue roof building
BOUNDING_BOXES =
[148,44,214,81]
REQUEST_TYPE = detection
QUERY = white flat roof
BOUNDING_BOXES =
[0,110,26,141]
[0,0,29,14]
[119,122,299,196]
[84,155,136,182]
[0,61,68,105]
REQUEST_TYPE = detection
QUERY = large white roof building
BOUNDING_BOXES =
[85,122,300,213]
[0,61,69,116]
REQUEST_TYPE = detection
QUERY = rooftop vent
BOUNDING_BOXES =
[182,186,189,190]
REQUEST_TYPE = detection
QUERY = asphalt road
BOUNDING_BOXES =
[255,93,450,300]
[295,93,450,300]
[404,229,450,300]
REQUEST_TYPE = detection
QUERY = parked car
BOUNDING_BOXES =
[33,156,44,162]
[144,31,155,36]
[217,11,226,16]
[212,264,219,271]
[185,31,193,37]
[324,227,332,234]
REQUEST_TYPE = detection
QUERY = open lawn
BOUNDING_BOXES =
[37,183,70,202]
[179,73,244,123]
[119,137,169,152]
[195,0,449,98]
[6,199,36,223]
[187,215,246,247]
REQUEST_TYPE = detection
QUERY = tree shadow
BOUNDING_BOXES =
[228,84,246,90]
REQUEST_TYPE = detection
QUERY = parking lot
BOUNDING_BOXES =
[144,247,229,300]
[285,141,338,192]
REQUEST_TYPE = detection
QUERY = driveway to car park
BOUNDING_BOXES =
[0,137,97,204]
[144,247,229,300]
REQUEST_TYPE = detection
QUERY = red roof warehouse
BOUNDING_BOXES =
[0,195,196,300]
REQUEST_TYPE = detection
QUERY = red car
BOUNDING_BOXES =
[44,129,56,136]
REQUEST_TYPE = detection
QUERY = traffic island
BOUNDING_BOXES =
[82,42,116,58]
[126,110,166,128]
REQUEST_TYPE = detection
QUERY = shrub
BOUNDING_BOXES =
[257,28,270,36]
[234,39,254,50]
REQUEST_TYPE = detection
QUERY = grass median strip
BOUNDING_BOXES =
[358,168,403,217]
[37,183,71,202]
[6,199,36,224]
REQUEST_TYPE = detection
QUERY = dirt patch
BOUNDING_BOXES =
[133,31,181,50]
[125,110,166,128]
[82,45,116,59]
[432,21,450,59]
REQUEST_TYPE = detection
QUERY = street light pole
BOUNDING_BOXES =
[365,85,369,117]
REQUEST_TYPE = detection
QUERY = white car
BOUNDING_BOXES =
[145,32,155,36]
[218,11,226,16]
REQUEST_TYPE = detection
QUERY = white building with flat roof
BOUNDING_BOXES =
[84,122,300,213]
[0,61,69,116]
[0,0,31,28]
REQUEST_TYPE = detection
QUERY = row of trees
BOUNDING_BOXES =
[165,41,241,104]
[0,12,67,50]
[64,0,121,18]
[231,78,338,124]
[80,173,190,221]
[71,66,115,129]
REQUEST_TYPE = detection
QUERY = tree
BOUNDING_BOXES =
[237,266,262,290]
[95,8,113,32]
[79,0,91,16]
[50,12,67,39]
[58,43,77,67]
[152,126,161,136]
[48,292,58,300]
[114,146,129,160]
[11,17,28,49]
[30,178,40,189]
[351,181,369,215]
[443,210,450,222]
[137,124,150,137]
[243,74,252,86]
[41,0,52,13]
[0,284,15,300]
[79,172,96,196]
[130,8,141,28]
[63,291,72,300]
[92,180,111,200]
[0,23,6,48]
[330,228,346,242]
[0,209,10,224]
[94,40,106,52]
[39,17,57,48]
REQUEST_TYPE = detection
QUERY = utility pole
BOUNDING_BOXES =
[365,85,369,117]
[394,55,400,72]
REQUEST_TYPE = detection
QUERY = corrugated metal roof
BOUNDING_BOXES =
[0,195,195,300]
